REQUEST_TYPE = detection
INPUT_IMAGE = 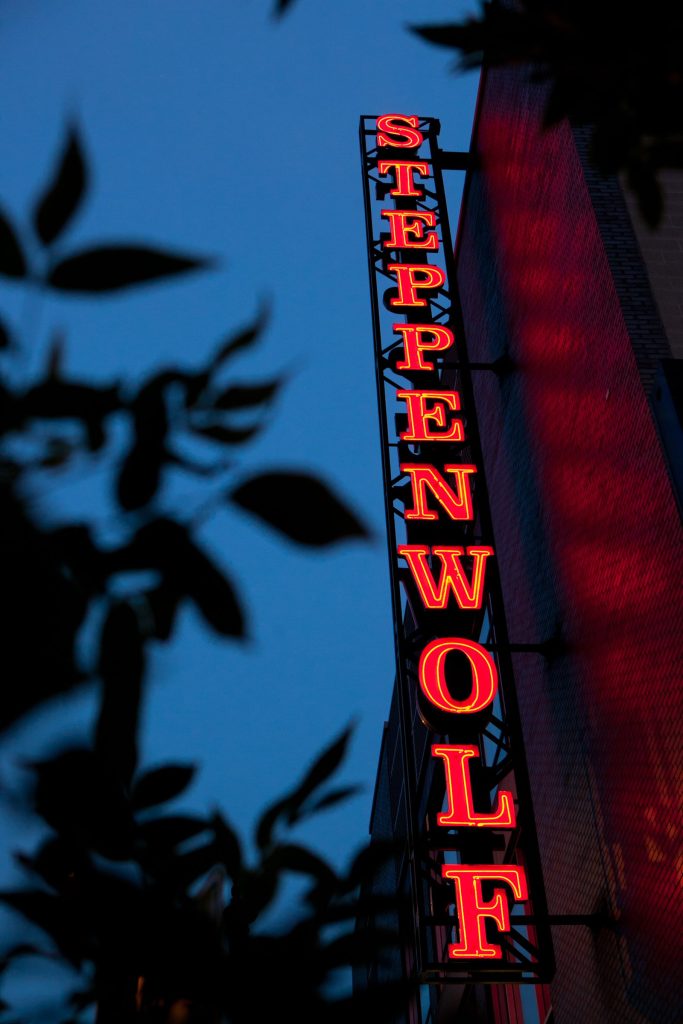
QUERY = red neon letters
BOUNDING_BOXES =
[388,263,446,307]
[373,114,529,965]
[432,745,515,828]
[398,546,493,611]
[396,390,463,442]
[382,209,439,250]
[378,160,430,197]
[394,324,455,372]
[418,637,498,714]
[376,114,423,149]
[441,867,528,958]
[401,463,476,521]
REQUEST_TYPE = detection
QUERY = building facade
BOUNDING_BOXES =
[356,63,682,1024]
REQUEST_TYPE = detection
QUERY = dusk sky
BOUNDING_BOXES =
[0,0,479,901]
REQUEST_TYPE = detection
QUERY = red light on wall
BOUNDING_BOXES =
[393,323,455,372]
[432,745,516,827]
[378,160,430,197]
[396,390,464,442]
[376,114,423,149]
[418,637,498,714]
[388,263,446,307]
[401,463,477,521]
[441,866,528,959]
[381,209,439,250]
[398,545,494,610]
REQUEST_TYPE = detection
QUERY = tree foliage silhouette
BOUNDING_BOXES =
[414,0,683,227]
[0,125,403,1023]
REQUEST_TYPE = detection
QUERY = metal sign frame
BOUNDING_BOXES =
[360,113,555,985]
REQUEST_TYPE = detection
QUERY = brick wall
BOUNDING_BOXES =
[624,169,683,361]
[455,66,683,1024]
[571,124,671,396]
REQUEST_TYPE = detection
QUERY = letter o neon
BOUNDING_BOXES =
[418,638,498,714]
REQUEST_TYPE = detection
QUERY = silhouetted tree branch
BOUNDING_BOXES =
[414,0,683,226]
[0,126,401,1023]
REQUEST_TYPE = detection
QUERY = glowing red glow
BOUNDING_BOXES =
[377,160,430,197]
[381,209,439,250]
[432,745,515,827]
[396,390,463,442]
[464,84,683,988]
[388,263,446,307]
[393,323,455,371]
[441,865,528,958]
[419,638,498,714]
[401,463,476,521]
[376,114,423,149]
[398,545,493,610]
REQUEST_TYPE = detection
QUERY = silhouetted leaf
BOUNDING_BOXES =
[188,554,245,638]
[29,748,134,860]
[166,451,232,477]
[173,842,220,888]
[111,518,245,638]
[0,207,26,278]
[255,727,353,849]
[0,892,64,943]
[144,583,181,641]
[150,523,245,637]
[47,245,209,293]
[33,127,87,245]
[412,23,470,48]
[231,471,367,546]
[0,937,45,962]
[191,423,261,445]
[412,8,537,70]
[291,726,353,810]
[209,306,269,371]
[139,815,209,850]
[49,523,105,592]
[0,492,94,731]
[17,838,89,896]
[131,764,196,811]
[273,0,296,17]
[195,867,226,925]
[116,377,168,509]
[95,601,145,784]
[212,813,243,878]
[182,371,211,408]
[19,378,121,428]
[231,865,279,926]
[254,797,291,854]
[117,441,164,509]
[266,844,337,888]
[0,316,13,350]
[412,3,683,226]
[45,334,65,379]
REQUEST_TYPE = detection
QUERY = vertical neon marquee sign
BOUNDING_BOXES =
[360,115,554,983]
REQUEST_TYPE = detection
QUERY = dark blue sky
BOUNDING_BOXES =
[0,0,479,887]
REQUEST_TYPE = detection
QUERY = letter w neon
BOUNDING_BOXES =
[398,545,493,610]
